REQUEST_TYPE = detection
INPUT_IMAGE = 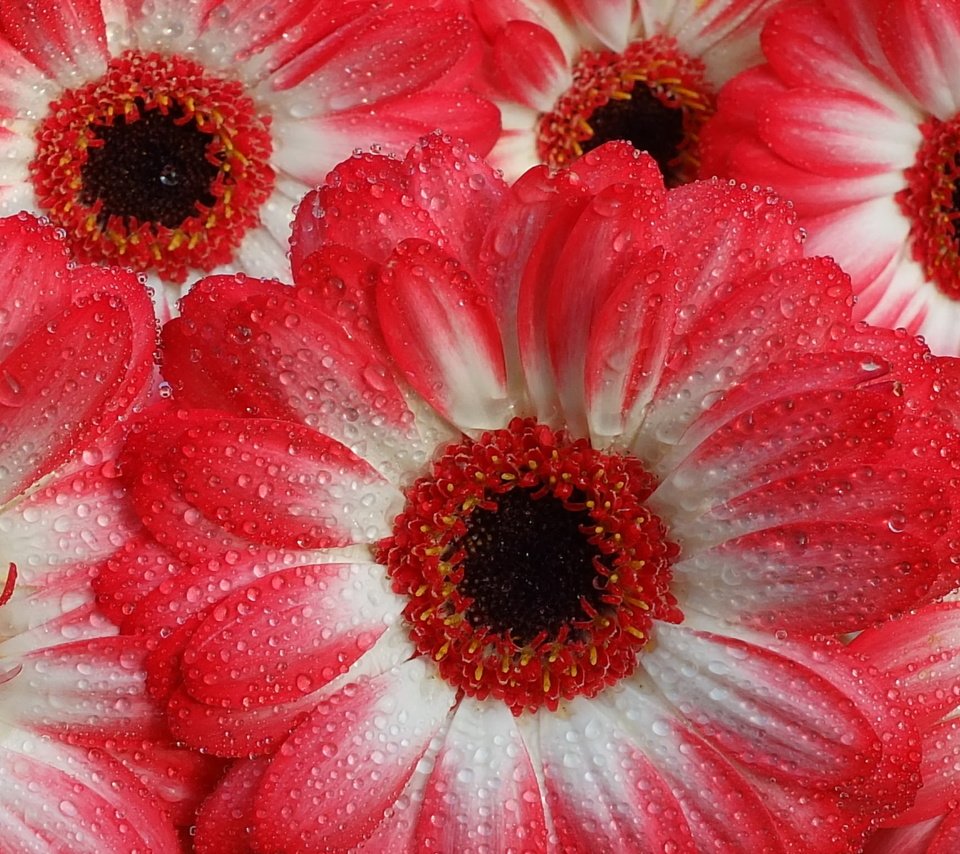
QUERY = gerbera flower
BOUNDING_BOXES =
[0,213,216,849]
[0,0,498,315]
[852,602,960,854]
[701,0,960,355]
[466,0,782,181]
[99,135,960,851]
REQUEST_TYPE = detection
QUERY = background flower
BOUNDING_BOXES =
[701,0,960,354]
[853,602,960,854]
[0,213,217,849]
[466,0,782,180]
[0,0,499,314]
[96,137,960,852]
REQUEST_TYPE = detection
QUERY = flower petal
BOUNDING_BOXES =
[0,0,107,81]
[290,153,437,268]
[642,621,881,787]
[876,0,960,117]
[267,9,479,109]
[175,416,399,550]
[759,88,920,177]
[545,181,666,436]
[402,133,508,280]
[252,659,456,851]
[414,700,547,851]
[0,637,164,746]
[195,758,269,854]
[0,292,138,504]
[566,0,634,52]
[379,239,509,430]
[852,603,960,729]
[166,621,415,757]
[489,20,570,112]
[540,689,782,850]
[180,563,399,709]
[584,246,679,444]
[0,730,180,853]
[166,278,425,476]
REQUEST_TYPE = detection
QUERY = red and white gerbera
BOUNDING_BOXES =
[0,214,215,850]
[0,0,498,315]
[103,136,960,852]
[702,0,960,355]
[467,0,782,180]
[853,603,960,854]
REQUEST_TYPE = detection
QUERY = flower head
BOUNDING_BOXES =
[0,214,216,847]
[467,0,782,180]
[701,0,960,355]
[0,0,499,313]
[101,136,960,851]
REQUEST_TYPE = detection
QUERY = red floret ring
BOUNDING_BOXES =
[377,417,681,714]
[30,50,274,282]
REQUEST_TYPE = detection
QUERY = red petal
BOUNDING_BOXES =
[111,741,225,828]
[269,10,479,105]
[195,758,270,854]
[290,153,434,269]
[0,732,180,853]
[0,215,73,362]
[161,274,294,416]
[0,0,107,79]
[762,0,893,96]
[5,637,165,746]
[759,88,917,177]
[643,623,880,787]
[541,690,781,851]
[402,133,508,279]
[93,532,186,629]
[180,563,396,708]
[489,20,569,112]
[175,416,398,550]
[876,0,960,116]
[414,700,547,851]
[743,770,873,854]
[166,682,317,757]
[663,181,806,339]
[584,244,681,441]
[539,698,699,851]
[853,603,960,729]
[545,181,666,436]
[252,660,455,851]
[569,141,667,192]
[673,522,940,635]
[167,281,421,467]
[379,239,508,429]
[0,287,149,503]
[124,410,266,564]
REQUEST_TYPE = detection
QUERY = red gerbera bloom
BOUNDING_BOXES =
[0,0,499,314]
[0,214,216,849]
[702,0,960,355]
[467,0,782,180]
[100,136,960,852]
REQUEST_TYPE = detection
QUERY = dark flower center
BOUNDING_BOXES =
[30,50,275,283]
[82,102,220,229]
[457,488,607,644]
[897,116,960,300]
[537,35,714,185]
[578,85,686,179]
[378,417,682,714]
